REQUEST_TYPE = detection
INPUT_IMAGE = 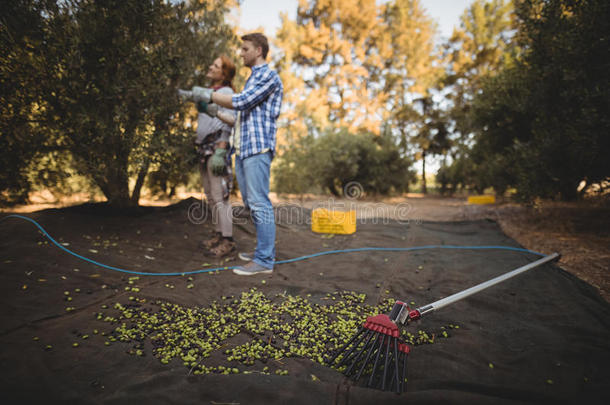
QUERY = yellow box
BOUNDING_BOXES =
[467,195,496,205]
[311,208,356,234]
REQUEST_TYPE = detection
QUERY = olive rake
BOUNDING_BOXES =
[326,253,560,393]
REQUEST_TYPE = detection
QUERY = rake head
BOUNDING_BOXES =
[326,302,418,393]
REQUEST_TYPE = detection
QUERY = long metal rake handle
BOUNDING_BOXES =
[398,253,560,323]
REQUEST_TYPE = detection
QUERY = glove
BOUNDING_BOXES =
[177,86,213,103]
[191,86,213,103]
[197,101,219,117]
[177,89,192,100]
[210,148,227,176]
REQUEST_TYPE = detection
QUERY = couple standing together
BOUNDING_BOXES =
[192,33,282,276]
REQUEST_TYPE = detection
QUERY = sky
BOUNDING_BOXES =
[237,0,475,41]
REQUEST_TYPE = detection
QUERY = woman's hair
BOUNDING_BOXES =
[218,54,236,90]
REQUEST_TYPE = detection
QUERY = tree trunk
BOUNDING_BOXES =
[94,157,135,208]
[327,180,340,196]
[421,149,427,194]
[131,158,151,205]
[98,178,132,208]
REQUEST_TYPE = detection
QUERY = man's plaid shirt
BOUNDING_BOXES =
[232,63,283,159]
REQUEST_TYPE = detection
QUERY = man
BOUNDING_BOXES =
[194,33,283,275]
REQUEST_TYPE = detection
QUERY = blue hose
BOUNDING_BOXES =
[1,214,546,277]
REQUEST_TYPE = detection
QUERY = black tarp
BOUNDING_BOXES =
[1,202,608,404]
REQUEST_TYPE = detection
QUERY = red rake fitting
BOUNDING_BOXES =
[363,314,400,337]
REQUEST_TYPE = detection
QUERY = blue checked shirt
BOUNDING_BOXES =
[232,63,283,159]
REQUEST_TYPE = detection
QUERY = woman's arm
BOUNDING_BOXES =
[216,110,235,126]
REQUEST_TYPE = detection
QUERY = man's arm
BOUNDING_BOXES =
[231,71,280,111]
[211,92,233,109]
[212,70,280,111]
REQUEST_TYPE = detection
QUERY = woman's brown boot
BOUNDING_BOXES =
[209,238,236,258]
[202,232,222,249]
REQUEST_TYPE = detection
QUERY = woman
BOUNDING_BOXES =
[195,55,237,257]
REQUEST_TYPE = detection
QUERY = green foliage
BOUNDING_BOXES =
[517,0,610,199]
[444,0,517,139]
[274,128,416,196]
[1,0,237,207]
[26,151,99,197]
[459,0,610,200]
[440,0,609,201]
[436,154,473,195]
[0,0,49,204]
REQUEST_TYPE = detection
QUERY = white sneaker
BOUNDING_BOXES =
[233,262,273,276]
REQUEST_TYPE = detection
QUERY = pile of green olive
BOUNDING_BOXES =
[94,288,456,376]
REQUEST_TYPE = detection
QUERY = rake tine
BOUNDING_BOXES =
[386,337,398,391]
[385,337,401,393]
[367,334,386,387]
[381,334,392,391]
[326,326,365,365]
[344,329,376,376]
[353,330,383,382]
[336,329,372,368]
[388,343,408,393]
[400,346,409,392]
[393,338,401,392]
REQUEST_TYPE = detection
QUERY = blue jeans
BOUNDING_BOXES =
[237,151,275,269]
[234,154,248,209]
